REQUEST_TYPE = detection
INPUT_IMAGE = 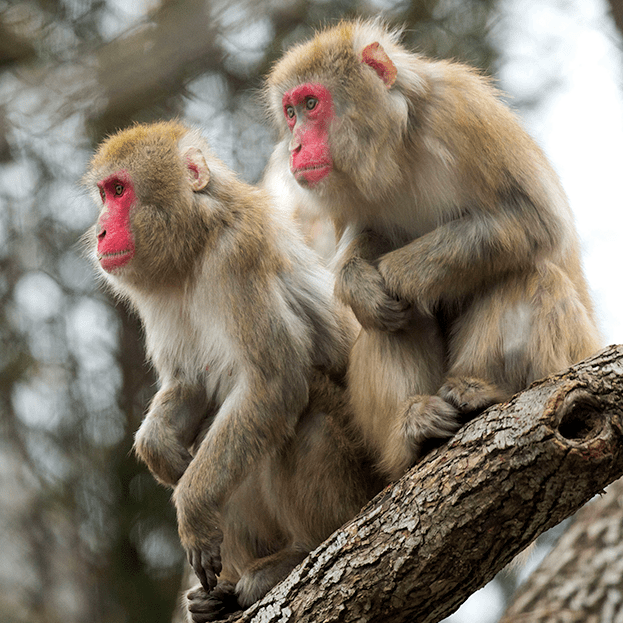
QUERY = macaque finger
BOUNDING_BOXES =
[369,293,413,333]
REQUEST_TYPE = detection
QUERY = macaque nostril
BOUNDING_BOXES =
[96,226,106,240]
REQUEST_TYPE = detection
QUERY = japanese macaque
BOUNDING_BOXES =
[84,121,381,619]
[263,20,602,481]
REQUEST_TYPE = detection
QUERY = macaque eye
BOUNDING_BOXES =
[305,97,318,111]
[99,188,105,202]
[285,105,295,119]
[114,183,124,196]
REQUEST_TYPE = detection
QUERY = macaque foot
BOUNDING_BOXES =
[187,581,240,623]
[390,396,461,472]
[401,395,461,464]
[378,395,461,477]
[439,377,506,416]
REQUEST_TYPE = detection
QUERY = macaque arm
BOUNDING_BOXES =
[176,378,304,589]
[378,195,559,313]
[173,284,311,591]
[335,227,412,332]
[134,381,212,487]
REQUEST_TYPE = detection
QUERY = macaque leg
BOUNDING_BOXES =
[134,382,210,487]
[441,264,600,414]
[236,547,308,608]
[348,320,459,481]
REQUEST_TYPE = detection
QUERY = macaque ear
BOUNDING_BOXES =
[361,42,397,88]
[184,147,210,192]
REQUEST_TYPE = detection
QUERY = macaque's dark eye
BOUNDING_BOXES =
[114,184,124,196]
[99,188,105,202]
[305,97,318,111]
[285,105,295,119]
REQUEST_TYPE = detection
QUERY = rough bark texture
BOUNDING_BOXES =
[499,476,623,623]
[182,345,623,623]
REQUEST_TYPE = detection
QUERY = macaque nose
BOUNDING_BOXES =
[96,223,106,240]
[290,134,302,154]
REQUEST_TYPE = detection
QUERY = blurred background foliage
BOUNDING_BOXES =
[0,1,620,622]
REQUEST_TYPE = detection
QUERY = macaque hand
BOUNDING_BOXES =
[186,531,224,594]
[375,251,427,313]
[337,258,412,332]
[174,485,224,592]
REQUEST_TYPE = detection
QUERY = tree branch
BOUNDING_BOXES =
[199,345,623,623]
[498,475,623,622]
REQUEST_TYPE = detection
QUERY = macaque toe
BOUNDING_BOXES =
[439,377,507,415]
[187,582,240,623]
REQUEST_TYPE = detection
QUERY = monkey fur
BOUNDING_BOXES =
[84,121,380,620]
[263,19,603,480]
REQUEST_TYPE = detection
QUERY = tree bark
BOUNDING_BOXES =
[499,475,623,623]
[183,345,623,623]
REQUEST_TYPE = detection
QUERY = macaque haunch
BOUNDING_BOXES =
[263,20,602,480]
[84,121,380,619]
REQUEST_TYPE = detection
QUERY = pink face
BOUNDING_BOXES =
[96,170,136,273]
[282,83,334,188]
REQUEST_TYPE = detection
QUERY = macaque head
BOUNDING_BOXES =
[266,21,408,197]
[85,122,211,286]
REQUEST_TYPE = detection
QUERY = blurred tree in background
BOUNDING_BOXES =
[0,3,498,620]
[1,1,618,622]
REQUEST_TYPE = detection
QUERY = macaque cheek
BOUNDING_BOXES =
[97,197,136,273]
[290,127,333,188]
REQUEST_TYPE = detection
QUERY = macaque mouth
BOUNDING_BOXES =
[98,249,133,272]
[295,164,331,172]
[292,163,332,186]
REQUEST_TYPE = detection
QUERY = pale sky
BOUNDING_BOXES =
[450,2,623,619]
[495,0,623,348]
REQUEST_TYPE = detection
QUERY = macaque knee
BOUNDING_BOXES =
[235,547,308,608]
[134,414,192,487]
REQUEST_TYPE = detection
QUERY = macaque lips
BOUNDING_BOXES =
[293,162,333,186]
[98,249,134,272]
